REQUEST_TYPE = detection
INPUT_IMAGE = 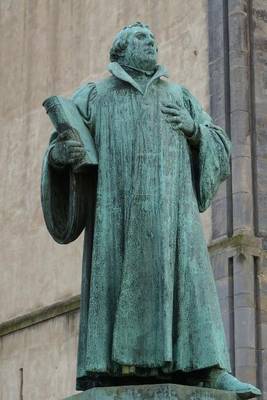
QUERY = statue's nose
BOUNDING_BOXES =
[146,37,154,47]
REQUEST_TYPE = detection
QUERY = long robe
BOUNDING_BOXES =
[41,62,232,390]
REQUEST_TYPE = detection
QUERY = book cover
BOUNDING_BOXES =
[43,95,98,172]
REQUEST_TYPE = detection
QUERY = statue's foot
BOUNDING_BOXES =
[204,369,261,399]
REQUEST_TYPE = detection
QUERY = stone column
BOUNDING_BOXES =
[208,0,267,396]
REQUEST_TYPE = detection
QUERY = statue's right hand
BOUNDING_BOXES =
[50,131,86,166]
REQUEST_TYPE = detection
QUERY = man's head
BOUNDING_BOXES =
[110,22,158,71]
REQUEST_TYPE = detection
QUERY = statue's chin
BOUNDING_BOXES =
[137,57,157,72]
[122,53,157,73]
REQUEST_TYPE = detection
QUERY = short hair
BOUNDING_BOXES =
[110,22,152,62]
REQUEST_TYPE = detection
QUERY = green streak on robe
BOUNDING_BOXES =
[41,63,231,390]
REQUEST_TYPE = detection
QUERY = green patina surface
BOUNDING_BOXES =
[41,23,233,391]
[64,384,237,400]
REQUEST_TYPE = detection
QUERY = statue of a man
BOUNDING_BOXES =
[41,22,261,397]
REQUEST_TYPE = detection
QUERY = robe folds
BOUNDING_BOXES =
[41,63,232,390]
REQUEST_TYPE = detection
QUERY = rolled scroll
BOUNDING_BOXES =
[43,95,98,172]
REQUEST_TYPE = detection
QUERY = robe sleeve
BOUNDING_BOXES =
[41,83,97,244]
[182,87,231,213]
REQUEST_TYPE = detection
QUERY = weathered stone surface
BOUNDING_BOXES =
[208,0,231,241]
[253,0,267,237]
[0,311,80,400]
[64,384,237,400]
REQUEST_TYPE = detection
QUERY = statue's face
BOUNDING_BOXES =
[122,27,158,71]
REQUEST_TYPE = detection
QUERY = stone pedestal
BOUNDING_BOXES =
[64,384,238,399]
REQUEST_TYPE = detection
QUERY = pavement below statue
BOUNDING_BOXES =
[64,383,239,400]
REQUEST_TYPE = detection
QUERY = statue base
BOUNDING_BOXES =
[64,383,238,399]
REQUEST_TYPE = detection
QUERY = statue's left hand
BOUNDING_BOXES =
[161,102,195,137]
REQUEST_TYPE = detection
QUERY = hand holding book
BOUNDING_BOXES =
[43,95,98,173]
[50,128,87,167]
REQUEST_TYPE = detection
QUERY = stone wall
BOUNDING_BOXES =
[0,1,210,399]
[208,0,267,396]
[0,310,79,400]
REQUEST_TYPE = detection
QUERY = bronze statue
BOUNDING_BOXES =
[41,22,261,398]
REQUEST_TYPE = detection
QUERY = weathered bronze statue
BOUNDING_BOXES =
[41,22,261,398]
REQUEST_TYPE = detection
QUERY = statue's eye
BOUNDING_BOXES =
[136,33,146,40]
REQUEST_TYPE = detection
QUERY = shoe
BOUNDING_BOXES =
[204,369,261,399]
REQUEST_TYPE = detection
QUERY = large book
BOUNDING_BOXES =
[43,95,98,172]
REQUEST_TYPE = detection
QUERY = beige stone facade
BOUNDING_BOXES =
[0,1,266,399]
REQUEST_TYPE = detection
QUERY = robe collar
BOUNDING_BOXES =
[108,62,169,95]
